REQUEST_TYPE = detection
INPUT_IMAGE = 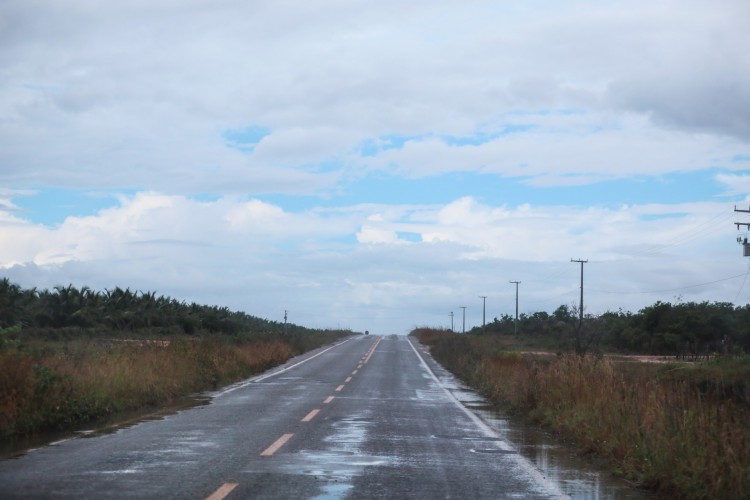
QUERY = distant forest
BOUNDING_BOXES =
[3,277,749,356]
[0,278,342,339]
[473,301,750,356]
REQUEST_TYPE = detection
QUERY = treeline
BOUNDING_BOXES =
[0,278,353,441]
[0,278,345,338]
[471,301,750,356]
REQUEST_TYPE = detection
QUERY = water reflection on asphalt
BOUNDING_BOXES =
[448,383,651,499]
[0,395,212,460]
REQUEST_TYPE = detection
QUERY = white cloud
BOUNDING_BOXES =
[718,174,750,199]
[357,113,746,183]
[356,225,404,245]
[1,191,745,333]
[1,0,748,193]
[1,1,749,333]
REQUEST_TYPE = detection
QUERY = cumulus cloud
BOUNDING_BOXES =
[718,175,750,201]
[1,0,747,193]
[1,191,743,332]
[1,1,749,333]
[610,79,750,142]
[357,113,746,183]
[604,2,750,142]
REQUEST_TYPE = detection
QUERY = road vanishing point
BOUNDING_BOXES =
[1,335,596,498]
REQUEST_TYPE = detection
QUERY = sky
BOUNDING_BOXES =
[2,0,750,335]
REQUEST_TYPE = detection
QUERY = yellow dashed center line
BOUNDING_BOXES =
[206,483,238,500]
[260,433,294,456]
[228,338,388,491]
[362,337,382,364]
[302,409,320,422]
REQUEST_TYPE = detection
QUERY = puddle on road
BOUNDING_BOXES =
[309,481,353,500]
[448,384,651,499]
[92,429,216,476]
[478,409,649,499]
[277,411,395,500]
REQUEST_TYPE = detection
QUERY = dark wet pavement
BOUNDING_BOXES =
[0,335,650,499]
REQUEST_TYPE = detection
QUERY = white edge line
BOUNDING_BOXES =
[214,337,356,397]
[406,337,569,499]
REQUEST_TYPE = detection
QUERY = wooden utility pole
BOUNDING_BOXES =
[735,206,750,256]
[479,296,487,333]
[509,281,520,334]
[571,259,588,329]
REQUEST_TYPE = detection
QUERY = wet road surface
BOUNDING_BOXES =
[0,335,646,498]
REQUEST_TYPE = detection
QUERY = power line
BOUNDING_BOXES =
[734,261,750,303]
[636,207,735,257]
[537,261,577,285]
[589,272,749,295]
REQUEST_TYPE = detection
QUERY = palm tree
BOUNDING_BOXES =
[0,278,23,327]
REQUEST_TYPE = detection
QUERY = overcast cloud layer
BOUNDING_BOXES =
[2,1,750,334]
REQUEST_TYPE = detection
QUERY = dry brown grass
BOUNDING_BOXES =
[479,354,750,498]
[0,337,294,440]
[412,329,750,499]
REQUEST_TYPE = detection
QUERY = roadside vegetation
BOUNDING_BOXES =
[0,279,353,445]
[411,327,750,499]
[476,301,750,358]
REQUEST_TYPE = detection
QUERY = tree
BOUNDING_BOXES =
[569,303,600,356]
[0,278,23,327]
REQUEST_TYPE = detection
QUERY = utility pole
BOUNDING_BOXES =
[571,259,588,328]
[509,281,520,335]
[479,296,487,333]
[735,205,750,256]
[284,310,288,335]
[449,311,454,332]
[460,306,467,334]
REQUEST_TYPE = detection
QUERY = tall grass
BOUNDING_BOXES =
[413,330,750,499]
[0,333,342,441]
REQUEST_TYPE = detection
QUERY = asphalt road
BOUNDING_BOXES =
[0,335,567,499]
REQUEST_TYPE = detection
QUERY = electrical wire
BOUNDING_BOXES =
[734,260,750,303]
[589,272,749,295]
[635,206,736,257]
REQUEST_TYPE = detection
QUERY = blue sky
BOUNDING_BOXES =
[12,189,128,226]
[11,168,731,226]
[1,0,750,334]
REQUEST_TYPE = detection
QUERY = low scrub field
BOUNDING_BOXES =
[0,330,349,444]
[412,328,750,499]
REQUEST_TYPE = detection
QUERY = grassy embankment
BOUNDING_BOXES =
[412,328,750,499]
[0,328,349,444]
